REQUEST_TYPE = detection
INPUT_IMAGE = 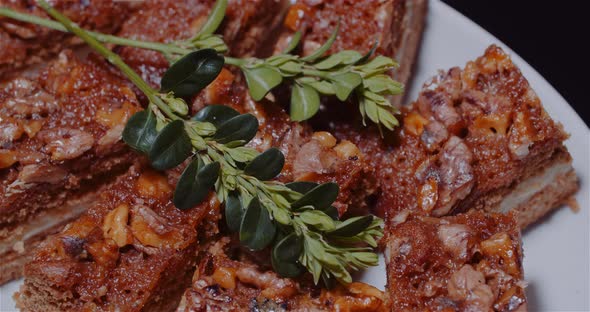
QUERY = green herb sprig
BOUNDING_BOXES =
[35,0,383,286]
[0,0,402,130]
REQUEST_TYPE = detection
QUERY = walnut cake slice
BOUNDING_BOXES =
[329,45,578,228]
[0,51,141,284]
[0,0,136,78]
[16,58,371,312]
[273,0,427,104]
[385,211,527,311]
[177,237,386,311]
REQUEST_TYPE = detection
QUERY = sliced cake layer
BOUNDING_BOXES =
[385,211,527,311]
[177,237,386,311]
[0,51,141,284]
[16,61,371,312]
[0,0,136,78]
[327,45,577,227]
[273,0,427,103]
[16,164,215,311]
[116,0,290,89]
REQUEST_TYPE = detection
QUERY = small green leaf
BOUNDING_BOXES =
[355,41,379,65]
[291,182,339,211]
[272,233,305,278]
[279,61,303,75]
[240,198,276,250]
[160,49,224,98]
[283,31,302,54]
[302,20,340,62]
[267,54,295,67]
[148,120,192,170]
[377,106,399,130]
[225,192,244,232]
[328,215,374,237]
[159,93,189,116]
[303,79,335,95]
[122,110,157,153]
[244,148,285,180]
[314,50,362,70]
[331,72,362,101]
[321,206,339,220]
[173,158,220,210]
[192,104,239,127]
[363,55,398,70]
[364,75,404,95]
[213,114,259,144]
[299,210,336,231]
[364,100,380,125]
[243,66,283,101]
[191,34,228,53]
[286,181,319,194]
[290,83,320,121]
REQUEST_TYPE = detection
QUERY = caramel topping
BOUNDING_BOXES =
[135,170,172,199]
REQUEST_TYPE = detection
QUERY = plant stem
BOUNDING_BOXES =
[302,67,332,80]
[35,0,178,120]
[0,7,191,57]
[193,0,227,38]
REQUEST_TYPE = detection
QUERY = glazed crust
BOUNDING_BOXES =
[16,49,369,312]
[0,51,141,283]
[177,237,387,312]
[116,0,290,91]
[385,211,527,311]
[0,0,136,78]
[325,45,577,227]
[16,164,216,312]
[273,0,427,105]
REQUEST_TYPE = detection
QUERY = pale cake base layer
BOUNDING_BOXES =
[512,165,578,228]
[0,194,96,285]
[494,157,578,228]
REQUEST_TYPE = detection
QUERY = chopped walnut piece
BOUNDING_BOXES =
[212,267,237,290]
[102,204,132,248]
[334,140,362,159]
[385,212,526,311]
[312,131,337,148]
[18,164,67,184]
[320,282,385,311]
[480,232,519,276]
[130,205,184,249]
[235,266,298,300]
[39,128,95,161]
[23,120,44,138]
[404,112,429,136]
[0,150,17,169]
[0,118,24,143]
[135,170,173,199]
[85,239,119,267]
[438,223,471,259]
[2,78,59,117]
[474,113,510,136]
[95,101,138,129]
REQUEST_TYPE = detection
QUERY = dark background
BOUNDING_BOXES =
[441,1,588,126]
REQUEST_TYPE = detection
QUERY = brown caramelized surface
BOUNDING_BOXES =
[385,211,526,311]
[0,51,140,230]
[0,0,134,77]
[277,0,405,56]
[116,0,288,90]
[325,46,568,223]
[178,237,386,312]
[21,165,216,311]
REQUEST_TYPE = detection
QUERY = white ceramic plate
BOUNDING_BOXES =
[1,1,588,311]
